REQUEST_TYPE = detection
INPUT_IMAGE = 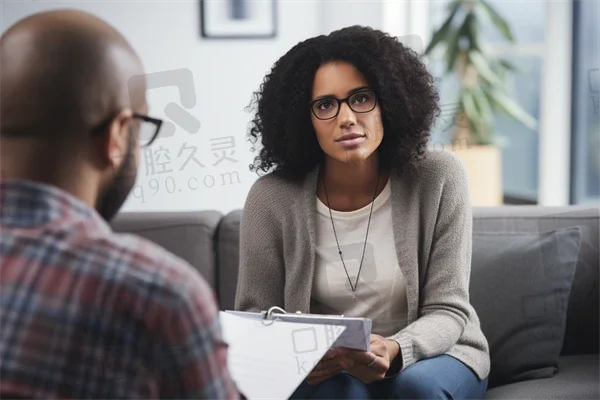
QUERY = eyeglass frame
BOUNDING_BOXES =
[90,112,163,147]
[308,89,378,120]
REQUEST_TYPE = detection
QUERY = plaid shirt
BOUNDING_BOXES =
[0,179,240,399]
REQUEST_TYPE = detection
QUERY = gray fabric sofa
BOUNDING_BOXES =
[111,206,599,399]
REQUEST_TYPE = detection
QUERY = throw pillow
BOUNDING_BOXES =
[469,226,582,389]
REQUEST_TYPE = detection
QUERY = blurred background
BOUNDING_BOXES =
[1,0,598,214]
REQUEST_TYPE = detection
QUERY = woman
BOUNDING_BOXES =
[235,26,490,399]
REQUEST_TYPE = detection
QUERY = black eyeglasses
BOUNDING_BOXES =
[309,89,378,120]
[133,113,163,147]
[90,112,163,147]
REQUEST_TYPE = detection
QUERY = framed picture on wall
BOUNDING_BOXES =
[200,0,277,39]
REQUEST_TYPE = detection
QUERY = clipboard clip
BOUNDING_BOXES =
[260,306,346,326]
[261,306,287,325]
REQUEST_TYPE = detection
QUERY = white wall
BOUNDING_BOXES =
[1,0,314,215]
[0,0,400,214]
[2,1,576,211]
[321,0,383,33]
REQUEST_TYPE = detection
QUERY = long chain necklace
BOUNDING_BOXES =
[322,174,380,302]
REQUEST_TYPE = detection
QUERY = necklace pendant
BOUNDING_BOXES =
[352,292,356,302]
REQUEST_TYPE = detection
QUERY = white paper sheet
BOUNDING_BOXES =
[225,310,372,351]
[219,311,347,400]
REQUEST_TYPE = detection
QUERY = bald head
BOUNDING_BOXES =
[0,9,146,140]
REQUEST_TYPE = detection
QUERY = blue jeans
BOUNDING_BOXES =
[290,354,489,399]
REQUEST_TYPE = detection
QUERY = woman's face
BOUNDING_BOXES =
[309,61,384,166]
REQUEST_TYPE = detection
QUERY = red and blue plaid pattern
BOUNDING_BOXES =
[0,179,240,399]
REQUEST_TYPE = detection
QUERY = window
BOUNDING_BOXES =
[428,0,546,45]
[570,0,600,205]
[427,0,547,202]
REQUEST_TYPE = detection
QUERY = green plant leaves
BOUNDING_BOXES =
[474,0,515,42]
[468,50,503,86]
[471,84,495,127]
[424,0,462,55]
[460,87,492,144]
[499,59,519,72]
[487,88,538,130]
[424,0,533,145]
[444,31,462,73]
[460,89,482,141]
[461,89,479,122]
[467,9,481,52]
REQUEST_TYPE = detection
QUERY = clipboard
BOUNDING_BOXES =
[226,306,372,351]
[219,309,347,399]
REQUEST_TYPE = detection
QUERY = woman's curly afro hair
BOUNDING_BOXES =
[247,25,440,181]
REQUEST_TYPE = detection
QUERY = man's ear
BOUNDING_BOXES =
[103,108,134,171]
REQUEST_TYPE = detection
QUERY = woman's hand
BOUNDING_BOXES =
[335,334,401,384]
[305,349,344,386]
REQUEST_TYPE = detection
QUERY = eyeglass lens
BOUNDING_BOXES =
[312,90,376,120]
[138,119,160,146]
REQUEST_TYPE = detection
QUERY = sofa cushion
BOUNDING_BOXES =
[216,210,242,310]
[470,227,582,388]
[110,211,222,289]
[483,354,599,399]
[472,206,599,356]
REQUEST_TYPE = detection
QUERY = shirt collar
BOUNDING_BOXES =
[0,179,110,231]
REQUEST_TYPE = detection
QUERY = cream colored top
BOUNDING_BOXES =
[311,179,409,337]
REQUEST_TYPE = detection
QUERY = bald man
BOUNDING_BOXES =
[0,10,239,399]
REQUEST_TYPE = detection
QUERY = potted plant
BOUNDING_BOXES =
[424,0,538,206]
